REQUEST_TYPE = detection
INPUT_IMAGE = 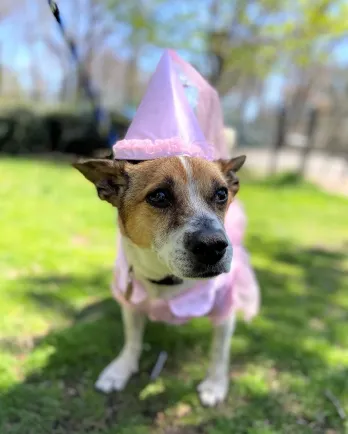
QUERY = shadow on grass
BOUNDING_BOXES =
[261,171,304,188]
[1,238,348,433]
[18,270,113,322]
[240,170,311,190]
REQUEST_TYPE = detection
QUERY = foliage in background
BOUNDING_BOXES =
[1,0,348,152]
[2,0,348,101]
[0,102,130,155]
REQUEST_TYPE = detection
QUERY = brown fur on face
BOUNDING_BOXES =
[73,155,246,248]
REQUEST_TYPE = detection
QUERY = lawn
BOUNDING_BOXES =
[1,157,348,434]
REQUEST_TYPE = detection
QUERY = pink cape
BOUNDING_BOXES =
[112,201,260,325]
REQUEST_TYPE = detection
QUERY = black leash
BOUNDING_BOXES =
[46,0,116,146]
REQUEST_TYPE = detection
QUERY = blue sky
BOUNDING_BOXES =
[1,0,348,118]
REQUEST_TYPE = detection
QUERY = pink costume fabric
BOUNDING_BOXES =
[112,49,260,325]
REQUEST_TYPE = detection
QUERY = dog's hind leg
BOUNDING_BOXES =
[95,306,146,393]
[198,313,236,406]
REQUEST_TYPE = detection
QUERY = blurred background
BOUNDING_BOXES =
[1,0,348,193]
[1,2,348,433]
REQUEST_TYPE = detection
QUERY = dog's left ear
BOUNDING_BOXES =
[217,155,246,195]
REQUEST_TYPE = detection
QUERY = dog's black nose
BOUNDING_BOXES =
[185,229,228,265]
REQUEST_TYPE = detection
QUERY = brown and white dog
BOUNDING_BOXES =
[73,153,246,406]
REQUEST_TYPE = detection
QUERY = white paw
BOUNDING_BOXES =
[197,375,228,407]
[95,352,139,394]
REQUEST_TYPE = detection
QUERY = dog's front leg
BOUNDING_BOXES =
[96,306,146,393]
[198,313,236,406]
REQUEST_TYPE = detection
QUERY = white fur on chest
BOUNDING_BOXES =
[122,236,171,280]
[121,235,201,300]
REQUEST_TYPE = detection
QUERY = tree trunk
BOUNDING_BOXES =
[269,105,287,175]
[298,107,319,177]
[124,48,139,107]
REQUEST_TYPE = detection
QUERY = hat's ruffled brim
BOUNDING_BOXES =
[113,136,214,161]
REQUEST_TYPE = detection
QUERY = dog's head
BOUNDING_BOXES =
[73,155,245,279]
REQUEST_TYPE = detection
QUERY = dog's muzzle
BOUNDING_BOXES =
[182,220,232,278]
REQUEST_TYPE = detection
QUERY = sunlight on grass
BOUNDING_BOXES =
[139,379,166,400]
[1,157,348,433]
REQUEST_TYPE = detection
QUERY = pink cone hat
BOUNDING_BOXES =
[113,50,215,161]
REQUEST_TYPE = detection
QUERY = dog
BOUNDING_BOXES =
[73,153,251,406]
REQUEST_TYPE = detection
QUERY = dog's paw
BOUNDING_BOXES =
[197,375,228,407]
[95,353,138,394]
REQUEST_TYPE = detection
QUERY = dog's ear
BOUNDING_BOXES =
[217,155,246,195]
[73,159,127,207]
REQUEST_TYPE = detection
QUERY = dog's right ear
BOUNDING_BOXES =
[72,159,127,207]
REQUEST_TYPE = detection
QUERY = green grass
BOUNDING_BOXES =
[1,158,348,434]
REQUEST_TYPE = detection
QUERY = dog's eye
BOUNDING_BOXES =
[146,189,172,208]
[214,187,228,204]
